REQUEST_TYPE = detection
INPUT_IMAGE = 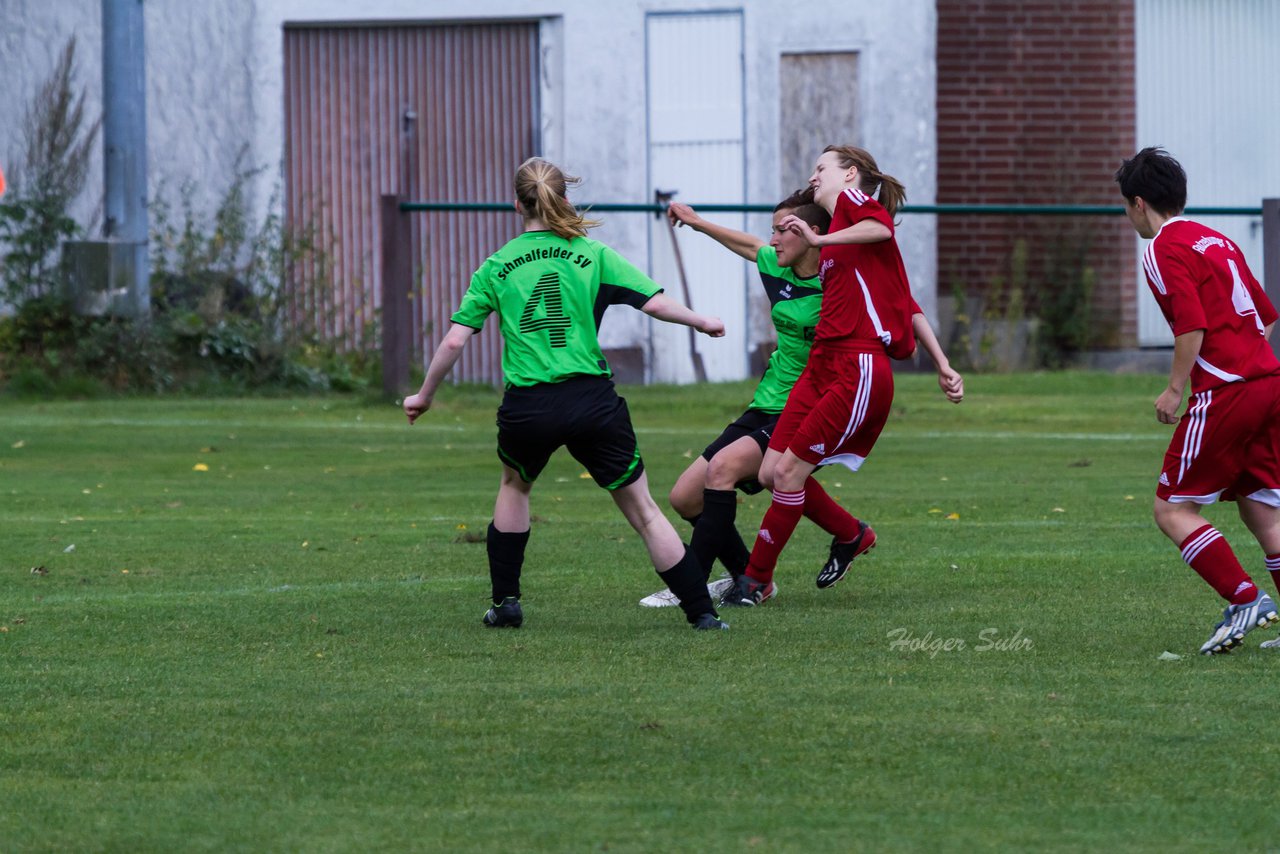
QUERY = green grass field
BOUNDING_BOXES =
[2,373,1277,852]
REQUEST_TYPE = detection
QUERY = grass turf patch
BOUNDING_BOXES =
[1,373,1275,851]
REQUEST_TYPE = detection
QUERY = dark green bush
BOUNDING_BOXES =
[0,41,377,397]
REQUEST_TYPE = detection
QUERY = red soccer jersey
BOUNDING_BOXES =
[813,188,916,359]
[1143,217,1280,393]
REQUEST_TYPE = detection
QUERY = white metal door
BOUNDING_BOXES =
[1136,0,1280,345]
[646,11,747,383]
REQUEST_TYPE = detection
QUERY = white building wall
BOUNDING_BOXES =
[0,0,261,228]
[1135,0,1280,346]
[1,0,936,378]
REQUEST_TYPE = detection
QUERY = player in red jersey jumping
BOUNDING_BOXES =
[724,145,963,606]
[1116,146,1280,654]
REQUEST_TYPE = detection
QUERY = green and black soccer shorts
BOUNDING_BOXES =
[496,374,644,490]
[698,407,780,495]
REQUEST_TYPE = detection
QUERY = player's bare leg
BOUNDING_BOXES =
[1155,497,1277,653]
[483,465,535,628]
[1237,497,1280,649]
[724,449,819,606]
[643,439,762,607]
[613,473,726,630]
[697,438,764,598]
[494,465,533,532]
[1152,497,1211,545]
[668,456,709,521]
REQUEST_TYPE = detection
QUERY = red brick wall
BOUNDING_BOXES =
[937,0,1137,351]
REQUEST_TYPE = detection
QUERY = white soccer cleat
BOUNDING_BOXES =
[707,575,737,604]
[639,587,680,608]
[1200,591,1279,654]
[639,574,737,608]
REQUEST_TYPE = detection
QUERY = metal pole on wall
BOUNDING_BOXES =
[102,0,149,317]
[381,195,412,399]
[1265,199,1280,359]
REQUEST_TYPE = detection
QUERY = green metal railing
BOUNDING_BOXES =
[400,201,1265,216]
[382,195,1279,396]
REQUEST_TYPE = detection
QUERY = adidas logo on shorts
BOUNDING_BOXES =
[1158,472,1170,486]
[809,443,826,455]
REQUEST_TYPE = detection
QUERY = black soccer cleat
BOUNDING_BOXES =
[482,596,523,628]
[720,574,777,607]
[816,521,877,589]
[691,612,729,631]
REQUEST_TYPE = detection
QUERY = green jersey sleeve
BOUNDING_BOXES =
[596,244,662,308]
[450,265,498,330]
[749,245,823,412]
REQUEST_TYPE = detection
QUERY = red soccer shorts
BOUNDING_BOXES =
[767,347,895,472]
[1158,372,1280,506]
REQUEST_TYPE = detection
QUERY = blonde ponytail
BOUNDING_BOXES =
[513,157,601,240]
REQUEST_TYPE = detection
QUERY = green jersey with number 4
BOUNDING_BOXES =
[751,246,823,413]
[451,231,662,388]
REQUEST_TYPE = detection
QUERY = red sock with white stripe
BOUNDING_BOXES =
[1180,524,1257,604]
[744,488,806,585]
[802,477,859,542]
[1266,553,1280,598]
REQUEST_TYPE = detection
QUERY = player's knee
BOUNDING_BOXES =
[705,455,743,490]
[772,456,807,492]
[1152,497,1193,538]
[668,484,697,518]
[756,457,778,491]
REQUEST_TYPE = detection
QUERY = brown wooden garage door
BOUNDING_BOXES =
[283,20,539,383]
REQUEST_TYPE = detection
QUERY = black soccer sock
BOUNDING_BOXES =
[487,522,530,603]
[719,528,750,578]
[657,546,717,624]
[690,488,747,580]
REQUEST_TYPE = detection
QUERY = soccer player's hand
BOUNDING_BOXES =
[404,393,432,424]
[667,202,701,229]
[1154,387,1182,424]
[938,367,964,403]
[698,316,726,338]
[778,214,821,247]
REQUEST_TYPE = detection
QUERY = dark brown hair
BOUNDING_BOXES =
[822,145,907,219]
[775,187,830,233]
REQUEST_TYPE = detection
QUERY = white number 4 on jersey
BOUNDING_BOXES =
[1229,258,1265,333]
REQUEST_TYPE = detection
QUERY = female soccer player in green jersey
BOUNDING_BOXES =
[640,189,831,607]
[404,157,729,631]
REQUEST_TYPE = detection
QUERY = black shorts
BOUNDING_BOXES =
[700,408,780,495]
[496,375,644,491]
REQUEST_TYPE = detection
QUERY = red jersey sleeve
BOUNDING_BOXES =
[834,188,895,235]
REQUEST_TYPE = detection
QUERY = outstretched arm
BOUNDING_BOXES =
[404,323,477,424]
[667,201,764,262]
[912,313,964,403]
[641,292,725,338]
[779,214,891,247]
